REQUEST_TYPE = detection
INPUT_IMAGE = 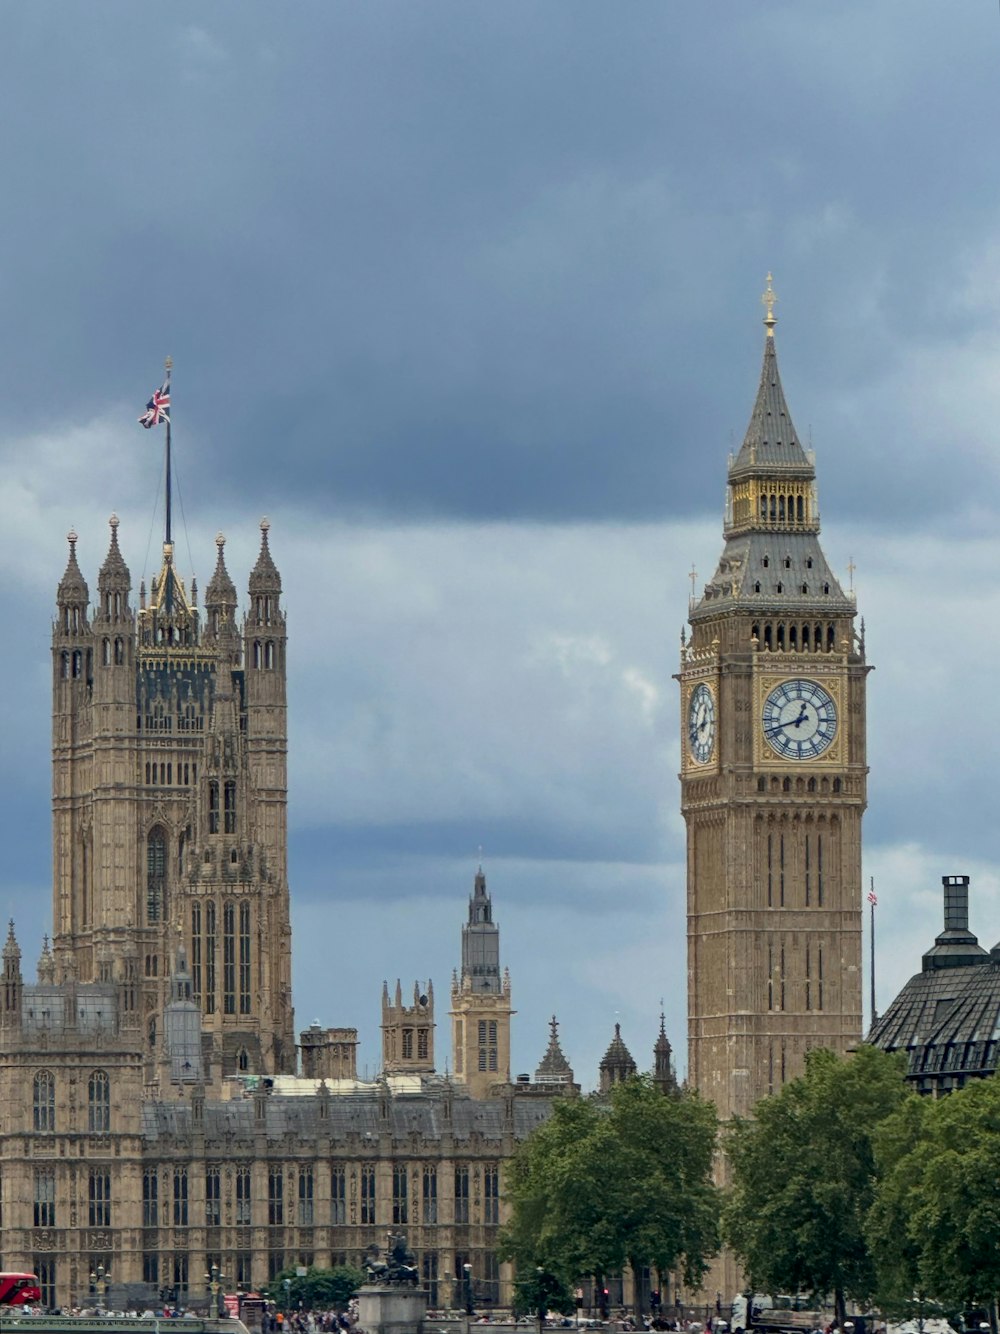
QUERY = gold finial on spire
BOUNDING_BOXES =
[165,355,173,372]
[761,272,778,336]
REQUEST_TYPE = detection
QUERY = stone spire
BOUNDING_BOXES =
[205,532,238,609]
[56,529,89,613]
[534,1015,575,1087]
[37,934,55,984]
[460,866,501,994]
[2,921,21,1019]
[2,920,21,975]
[598,1022,637,1093]
[249,517,282,596]
[653,1012,677,1095]
[98,513,130,587]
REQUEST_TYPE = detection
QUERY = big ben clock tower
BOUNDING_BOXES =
[680,277,869,1125]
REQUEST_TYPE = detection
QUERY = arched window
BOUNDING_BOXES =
[88,1070,110,1133]
[827,624,836,651]
[808,777,817,793]
[789,625,797,649]
[833,778,842,794]
[33,1070,55,1131]
[72,650,82,679]
[253,640,261,669]
[760,495,768,520]
[114,637,125,665]
[776,581,784,594]
[776,623,785,649]
[147,828,167,924]
[779,495,786,521]
[769,495,777,520]
[237,1047,250,1072]
[757,776,766,793]
[802,624,810,649]
[762,555,770,568]
[264,641,274,669]
[102,638,111,666]
[782,777,791,792]
[754,581,761,593]
[208,781,220,834]
[763,623,773,650]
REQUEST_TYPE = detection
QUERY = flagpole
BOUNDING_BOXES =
[869,876,877,1029]
[164,355,173,547]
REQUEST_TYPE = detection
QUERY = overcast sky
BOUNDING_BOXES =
[3,3,1000,1088]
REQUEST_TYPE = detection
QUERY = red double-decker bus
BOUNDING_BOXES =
[0,1273,41,1306]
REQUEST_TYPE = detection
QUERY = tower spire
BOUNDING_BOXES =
[761,271,778,337]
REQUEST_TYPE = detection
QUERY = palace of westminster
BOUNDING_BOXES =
[2,287,887,1311]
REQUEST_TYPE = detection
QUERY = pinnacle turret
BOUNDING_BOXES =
[598,1021,637,1093]
[56,529,89,611]
[534,1015,575,1087]
[249,518,282,596]
[205,533,237,608]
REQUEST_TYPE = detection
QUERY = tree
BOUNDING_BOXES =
[869,1073,1000,1315]
[501,1077,721,1312]
[264,1265,366,1312]
[512,1268,576,1324]
[724,1045,911,1325]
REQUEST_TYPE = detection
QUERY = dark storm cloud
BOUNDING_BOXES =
[2,4,1000,526]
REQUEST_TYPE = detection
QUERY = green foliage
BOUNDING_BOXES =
[500,1077,721,1298]
[263,1265,366,1311]
[724,1045,911,1320]
[512,1269,576,1319]
[869,1074,1000,1310]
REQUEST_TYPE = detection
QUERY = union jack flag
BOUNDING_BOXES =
[867,888,878,906]
[139,376,170,428]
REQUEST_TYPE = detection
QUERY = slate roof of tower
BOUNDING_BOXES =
[731,333,813,477]
[141,1087,556,1144]
[599,1022,636,1078]
[694,530,853,617]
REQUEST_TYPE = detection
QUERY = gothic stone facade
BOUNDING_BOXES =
[0,520,549,1311]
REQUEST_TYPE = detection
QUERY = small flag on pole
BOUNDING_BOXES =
[867,888,878,906]
[139,374,171,428]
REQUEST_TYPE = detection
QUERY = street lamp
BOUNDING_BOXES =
[283,1278,292,1314]
[206,1264,225,1318]
[536,1267,546,1334]
[464,1263,473,1317]
[90,1264,109,1313]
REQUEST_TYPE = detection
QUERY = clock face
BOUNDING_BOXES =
[688,683,716,764]
[762,679,837,761]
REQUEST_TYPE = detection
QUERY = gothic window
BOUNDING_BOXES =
[102,638,111,666]
[808,777,816,792]
[205,901,217,1013]
[801,583,808,594]
[422,1254,439,1307]
[88,1070,110,1133]
[147,828,167,924]
[34,1260,56,1311]
[769,495,776,521]
[402,1028,414,1059]
[172,1255,189,1296]
[797,496,804,521]
[484,1163,499,1224]
[806,556,813,568]
[208,781,220,834]
[89,1168,111,1227]
[776,622,785,649]
[422,1166,437,1224]
[236,1166,251,1225]
[757,776,766,793]
[34,1167,56,1227]
[782,776,790,794]
[361,1164,376,1224]
[331,1166,346,1225]
[759,495,767,520]
[33,1070,55,1132]
[173,1167,188,1225]
[833,778,842,794]
[827,623,835,650]
[482,1252,500,1305]
[762,554,769,568]
[298,1168,314,1226]
[418,1027,429,1061]
[789,625,797,649]
[114,637,124,665]
[191,903,201,1000]
[223,903,236,1015]
[239,903,252,1015]
[224,781,237,834]
[253,641,261,669]
[454,1165,470,1224]
[805,943,812,1011]
[143,1254,158,1286]
[823,582,830,594]
[268,1168,283,1225]
[776,581,784,595]
[206,1165,221,1225]
[784,554,791,568]
[143,1168,158,1225]
[818,945,825,1009]
[754,581,761,593]
[265,641,275,669]
[72,650,82,679]
[61,651,69,679]
[392,1165,408,1225]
